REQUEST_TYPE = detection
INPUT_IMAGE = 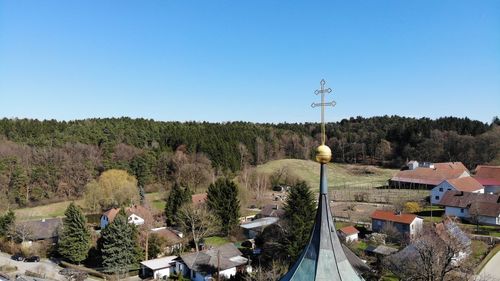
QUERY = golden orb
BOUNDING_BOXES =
[315,144,332,164]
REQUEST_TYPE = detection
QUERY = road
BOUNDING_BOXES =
[0,252,64,280]
[478,249,500,281]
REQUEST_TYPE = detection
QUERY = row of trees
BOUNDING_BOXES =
[0,116,498,207]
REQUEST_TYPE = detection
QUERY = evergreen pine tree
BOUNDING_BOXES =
[0,210,15,238]
[164,183,191,226]
[283,181,316,261]
[206,178,240,236]
[58,202,91,264]
[100,209,137,274]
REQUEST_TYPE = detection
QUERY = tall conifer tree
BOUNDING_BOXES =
[100,209,137,274]
[206,178,240,236]
[164,183,191,226]
[58,202,91,264]
[283,181,316,260]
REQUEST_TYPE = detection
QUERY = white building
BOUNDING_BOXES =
[140,256,177,280]
[100,205,151,229]
[431,177,484,204]
[338,226,359,242]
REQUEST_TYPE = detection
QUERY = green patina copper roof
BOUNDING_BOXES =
[280,164,364,281]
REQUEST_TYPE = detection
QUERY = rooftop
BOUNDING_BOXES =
[180,243,246,273]
[240,217,279,230]
[391,162,469,186]
[192,193,207,205]
[339,225,359,235]
[371,210,419,225]
[445,177,484,192]
[140,256,177,270]
[438,191,500,208]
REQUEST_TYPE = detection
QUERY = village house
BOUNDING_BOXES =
[18,218,62,244]
[140,256,177,280]
[371,210,423,239]
[438,191,500,225]
[175,243,249,281]
[100,205,153,229]
[474,165,500,194]
[254,204,285,219]
[389,161,469,189]
[150,227,185,255]
[430,177,484,204]
[338,225,360,242]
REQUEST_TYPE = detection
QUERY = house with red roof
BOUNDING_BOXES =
[371,210,423,239]
[389,161,469,189]
[100,205,153,229]
[338,226,359,242]
[474,165,500,194]
[430,177,484,204]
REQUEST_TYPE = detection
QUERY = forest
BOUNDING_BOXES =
[0,116,498,207]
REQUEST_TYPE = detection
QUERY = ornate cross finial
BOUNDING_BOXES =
[311,79,336,144]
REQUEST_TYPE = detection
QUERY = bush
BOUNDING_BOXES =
[404,202,422,213]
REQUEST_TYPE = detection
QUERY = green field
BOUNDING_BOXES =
[14,200,84,221]
[256,159,398,189]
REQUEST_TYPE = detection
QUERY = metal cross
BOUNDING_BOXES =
[311,79,336,144]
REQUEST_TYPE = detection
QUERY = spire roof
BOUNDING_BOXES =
[280,164,364,281]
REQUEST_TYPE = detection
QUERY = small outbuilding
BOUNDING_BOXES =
[338,226,359,242]
[140,256,177,280]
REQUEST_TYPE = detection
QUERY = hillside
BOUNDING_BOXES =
[256,159,398,190]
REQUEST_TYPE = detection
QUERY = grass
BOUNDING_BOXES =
[475,244,500,274]
[460,223,500,237]
[204,236,230,247]
[14,200,84,221]
[256,159,398,190]
[146,192,165,212]
[471,240,489,266]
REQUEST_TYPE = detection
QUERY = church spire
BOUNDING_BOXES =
[280,79,364,281]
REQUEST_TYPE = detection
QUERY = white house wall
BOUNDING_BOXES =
[154,267,173,280]
[478,215,500,226]
[445,206,469,219]
[431,182,455,205]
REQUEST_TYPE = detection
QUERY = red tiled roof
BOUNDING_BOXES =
[446,177,484,192]
[469,201,500,217]
[475,165,500,180]
[392,169,467,186]
[151,228,183,245]
[371,210,418,225]
[474,166,500,186]
[103,205,153,224]
[339,226,359,235]
[433,162,469,171]
[475,178,500,186]
[192,193,207,205]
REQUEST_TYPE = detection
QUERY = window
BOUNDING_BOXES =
[460,208,464,213]
[435,196,439,200]
[439,187,443,192]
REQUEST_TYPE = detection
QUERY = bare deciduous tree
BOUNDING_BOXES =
[176,204,219,252]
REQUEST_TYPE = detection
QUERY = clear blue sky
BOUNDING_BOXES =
[1,1,499,123]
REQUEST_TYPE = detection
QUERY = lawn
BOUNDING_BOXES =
[256,159,398,190]
[146,192,165,212]
[14,200,84,221]
[204,236,230,247]
[475,244,500,274]
[460,223,500,237]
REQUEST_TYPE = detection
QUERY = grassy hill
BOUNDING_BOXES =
[256,159,398,190]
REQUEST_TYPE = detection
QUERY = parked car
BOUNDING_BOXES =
[11,253,24,261]
[24,256,40,262]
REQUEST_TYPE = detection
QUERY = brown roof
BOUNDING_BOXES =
[474,166,500,186]
[192,193,207,205]
[339,226,359,235]
[438,191,500,208]
[371,210,419,225]
[150,228,183,245]
[469,201,500,217]
[391,163,469,186]
[257,204,285,218]
[475,165,500,180]
[103,208,120,222]
[446,177,484,192]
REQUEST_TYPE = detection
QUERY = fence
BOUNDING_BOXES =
[328,187,428,204]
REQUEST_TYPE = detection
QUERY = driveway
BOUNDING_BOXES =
[478,250,500,281]
[0,252,64,280]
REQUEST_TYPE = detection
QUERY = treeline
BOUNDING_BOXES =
[0,116,498,207]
